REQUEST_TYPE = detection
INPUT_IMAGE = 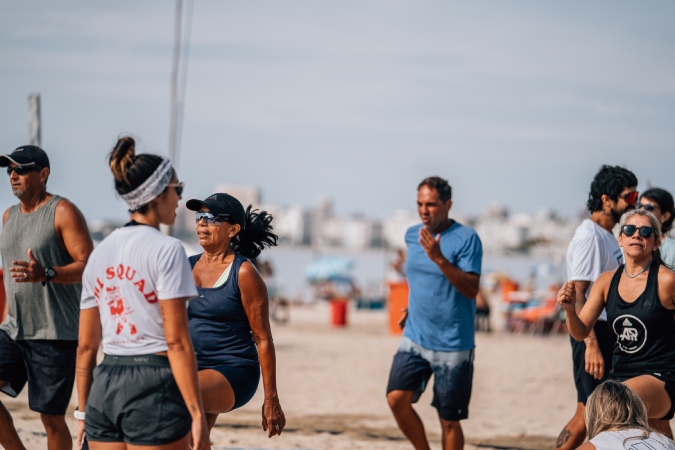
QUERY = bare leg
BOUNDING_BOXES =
[555,402,587,450]
[649,419,673,440]
[0,399,26,450]
[387,390,431,450]
[206,412,219,431]
[624,375,671,419]
[40,413,72,450]
[439,418,463,450]
[199,369,235,415]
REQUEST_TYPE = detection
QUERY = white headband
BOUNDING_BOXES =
[119,158,173,211]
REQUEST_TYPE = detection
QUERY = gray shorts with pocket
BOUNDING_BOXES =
[85,354,192,445]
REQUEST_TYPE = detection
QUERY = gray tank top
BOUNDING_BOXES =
[0,195,82,340]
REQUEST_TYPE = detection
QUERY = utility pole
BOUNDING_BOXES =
[166,0,193,237]
[28,94,41,146]
[168,0,182,167]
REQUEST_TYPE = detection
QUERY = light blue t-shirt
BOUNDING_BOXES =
[403,221,482,352]
[661,236,675,269]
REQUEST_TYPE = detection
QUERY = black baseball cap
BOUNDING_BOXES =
[186,193,246,227]
[0,145,50,169]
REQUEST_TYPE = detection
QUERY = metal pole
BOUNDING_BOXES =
[28,94,41,146]
[168,0,182,166]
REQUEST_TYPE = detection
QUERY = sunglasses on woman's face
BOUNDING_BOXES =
[637,203,658,213]
[195,211,224,226]
[621,224,655,238]
[6,164,41,176]
[167,181,184,196]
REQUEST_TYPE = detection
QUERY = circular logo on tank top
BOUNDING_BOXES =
[612,314,647,354]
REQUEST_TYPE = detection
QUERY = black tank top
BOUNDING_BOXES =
[187,253,259,369]
[606,259,675,378]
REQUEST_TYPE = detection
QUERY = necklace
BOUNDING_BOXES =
[624,261,651,279]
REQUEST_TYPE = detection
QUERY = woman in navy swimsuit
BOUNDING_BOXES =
[185,193,285,439]
[560,209,675,427]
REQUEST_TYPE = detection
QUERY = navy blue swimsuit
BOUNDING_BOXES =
[188,253,260,410]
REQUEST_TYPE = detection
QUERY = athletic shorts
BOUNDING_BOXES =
[386,336,474,421]
[204,363,260,410]
[571,320,614,404]
[85,354,191,445]
[0,330,77,415]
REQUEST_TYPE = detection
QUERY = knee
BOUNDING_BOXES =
[40,413,66,431]
[387,390,412,413]
[440,419,461,433]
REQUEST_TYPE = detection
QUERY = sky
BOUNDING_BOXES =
[1,1,675,224]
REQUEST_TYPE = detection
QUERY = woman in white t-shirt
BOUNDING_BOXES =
[579,380,675,450]
[75,136,209,450]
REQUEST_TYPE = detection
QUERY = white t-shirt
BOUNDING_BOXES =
[566,219,623,321]
[590,429,675,450]
[81,225,198,356]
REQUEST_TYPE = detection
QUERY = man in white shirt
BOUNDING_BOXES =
[555,165,638,450]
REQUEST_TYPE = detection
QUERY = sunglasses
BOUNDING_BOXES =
[167,182,184,196]
[195,211,226,226]
[638,203,659,213]
[7,164,41,176]
[621,224,655,238]
[619,191,639,205]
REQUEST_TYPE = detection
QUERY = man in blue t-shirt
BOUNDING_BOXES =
[387,176,482,450]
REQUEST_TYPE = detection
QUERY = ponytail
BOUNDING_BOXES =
[231,206,278,258]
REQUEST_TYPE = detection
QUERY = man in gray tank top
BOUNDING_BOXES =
[0,145,93,450]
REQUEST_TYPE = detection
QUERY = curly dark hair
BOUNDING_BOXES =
[586,165,638,213]
[230,206,278,259]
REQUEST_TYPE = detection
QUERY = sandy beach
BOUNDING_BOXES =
[7,300,674,450]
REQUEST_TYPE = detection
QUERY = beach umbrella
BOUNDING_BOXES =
[305,256,354,283]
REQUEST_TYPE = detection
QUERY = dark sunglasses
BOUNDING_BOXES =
[195,211,226,226]
[6,164,41,176]
[619,191,639,205]
[621,224,655,238]
[638,203,659,213]
[167,182,184,196]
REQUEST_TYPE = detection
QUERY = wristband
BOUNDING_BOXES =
[74,409,85,421]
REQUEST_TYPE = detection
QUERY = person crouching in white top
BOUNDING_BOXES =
[579,380,675,450]
[75,136,209,450]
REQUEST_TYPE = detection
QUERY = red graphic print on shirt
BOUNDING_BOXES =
[105,286,137,336]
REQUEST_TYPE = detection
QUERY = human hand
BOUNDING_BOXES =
[190,414,211,449]
[398,308,408,329]
[584,339,604,380]
[419,228,443,263]
[10,249,43,283]
[261,396,285,438]
[556,282,576,313]
[76,420,85,449]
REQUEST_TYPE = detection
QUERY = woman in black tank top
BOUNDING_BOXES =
[185,193,286,441]
[558,209,675,424]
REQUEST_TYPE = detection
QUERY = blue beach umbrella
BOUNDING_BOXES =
[305,256,354,283]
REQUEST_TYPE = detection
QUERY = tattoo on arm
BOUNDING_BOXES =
[556,428,572,447]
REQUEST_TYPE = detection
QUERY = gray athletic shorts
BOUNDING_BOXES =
[387,336,474,421]
[85,354,191,445]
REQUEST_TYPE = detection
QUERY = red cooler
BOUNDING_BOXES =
[330,298,348,327]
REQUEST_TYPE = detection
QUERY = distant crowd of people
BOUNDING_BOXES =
[0,140,674,450]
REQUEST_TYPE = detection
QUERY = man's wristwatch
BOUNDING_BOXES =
[42,266,57,286]
[74,409,85,421]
